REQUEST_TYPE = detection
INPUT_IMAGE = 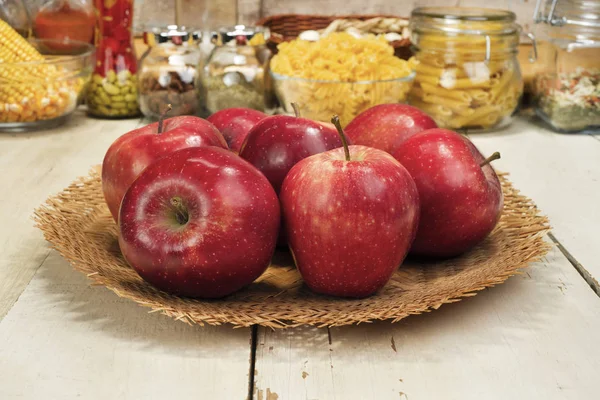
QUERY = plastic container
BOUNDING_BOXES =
[408,7,532,131]
[138,26,201,119]
[86,0,139,118]
[532,0,600,133]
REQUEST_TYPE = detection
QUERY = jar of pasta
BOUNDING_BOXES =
[532,0,600,133]
[408,7,526,131]
[198,25,271,114]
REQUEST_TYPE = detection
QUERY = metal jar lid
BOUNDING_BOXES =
[217,25,270,45]
[143,25,199,46]
[534,0,600,28]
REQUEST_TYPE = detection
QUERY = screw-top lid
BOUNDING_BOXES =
[143,25,199,46]
[217,25,269,46]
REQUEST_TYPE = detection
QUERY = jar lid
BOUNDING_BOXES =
[411,7,519,35]
[534,0,600,28]
[218,25,270,45]
[143,25,199,46]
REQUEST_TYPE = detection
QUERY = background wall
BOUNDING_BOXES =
[134,0,538,33]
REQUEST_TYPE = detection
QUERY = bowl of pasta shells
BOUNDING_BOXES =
[269,32,416,124]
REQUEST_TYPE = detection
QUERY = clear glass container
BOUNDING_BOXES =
[532,0,600,133]
[198,25,271,114]
[33,0,95,46]
[138,26,201,119]
[86,0,139,119]
[408,7,526,131]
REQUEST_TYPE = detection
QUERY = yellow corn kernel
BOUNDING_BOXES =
[0,20,44,63]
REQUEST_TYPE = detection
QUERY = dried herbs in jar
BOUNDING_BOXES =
[199,25,271,114]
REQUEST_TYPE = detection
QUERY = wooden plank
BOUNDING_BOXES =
[253,242,600,399]
[0,113,141,319]
[179,0,237,30]
[0,251,252,399]
[0,112,252,397]
[469,116,600,289]
[237,0,263,25]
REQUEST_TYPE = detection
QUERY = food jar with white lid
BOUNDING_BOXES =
[138,26,201,119]
[532,0,600,133]
[408,7,535,131]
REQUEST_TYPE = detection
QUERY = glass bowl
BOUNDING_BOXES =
[270,71,416,125]
[0,39,95,132]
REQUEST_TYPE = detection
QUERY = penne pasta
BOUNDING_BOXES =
[415,74,439,86]
[421,82,472,102]
[440,77,491,90]
[423,93,470,109]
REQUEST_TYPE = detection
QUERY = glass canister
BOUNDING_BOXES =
[138,26,201,119]
[532,0,600,133]
[86,0,139,118]
[408,7,528,131]
[199,25,271,114]
[34,0,96,46]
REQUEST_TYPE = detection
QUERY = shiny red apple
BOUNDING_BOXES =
[392,128,503,258]
[102,115,228,221]
[280,117,420,298]
[239,115,343,194]
[207,108,267,153]
[345,104,437,154]
[118,146,280,298]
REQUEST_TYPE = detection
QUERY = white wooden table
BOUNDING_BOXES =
[1,111,599,400]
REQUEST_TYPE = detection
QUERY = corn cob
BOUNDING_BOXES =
[0,19,84,123]
[0,19,44,63]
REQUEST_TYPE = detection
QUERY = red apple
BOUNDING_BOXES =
[207,108,267,153]
[102,115,228,221]
[239,115,343,194]
[280,117,420,298]
[118,146,280,298]
[345,104,437,155]
[392,128,503,258]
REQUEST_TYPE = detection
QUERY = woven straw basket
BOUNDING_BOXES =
[257,14,413,60]
[34,168,550,329]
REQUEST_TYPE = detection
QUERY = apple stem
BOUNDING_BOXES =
[157,104,173,135]
[331,115,351,162]
[170,197,189,225]
[480,152,501,168]
[290,102,301,118]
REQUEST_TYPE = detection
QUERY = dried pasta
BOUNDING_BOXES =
[409,50,523,130]
[270,32,415,124]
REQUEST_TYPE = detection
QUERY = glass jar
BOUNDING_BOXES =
[199,25,271,114]
[408,7,525,131]
[34,0,96,46]
[86,0,139,118]
[533,0,600,133]
[138,26,201,119]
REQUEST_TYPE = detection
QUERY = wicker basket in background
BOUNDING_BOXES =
[257,14,413,60]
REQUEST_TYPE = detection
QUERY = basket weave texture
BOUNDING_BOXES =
[34,168,550,329]
[257,14,413,60]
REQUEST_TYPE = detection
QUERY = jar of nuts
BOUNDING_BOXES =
[199,25,272,114]
[138,26,201,119]
[86,0,139,118]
